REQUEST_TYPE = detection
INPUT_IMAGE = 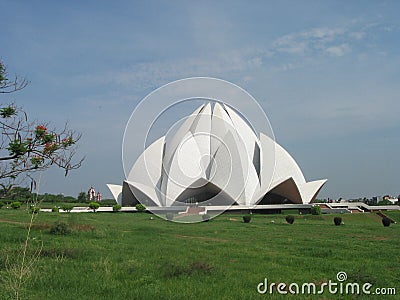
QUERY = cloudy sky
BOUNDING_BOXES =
[1,1,399,200]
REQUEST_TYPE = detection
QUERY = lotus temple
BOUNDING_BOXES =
[107,102,327,214]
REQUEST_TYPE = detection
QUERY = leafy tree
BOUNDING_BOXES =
[61,204,73,213]
[77,191,87,203]
[89,201,100,212]
[0,186,31,202]
[0,60,83,195]
[64,196,76,203]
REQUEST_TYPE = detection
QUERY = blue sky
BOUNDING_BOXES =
[1,1,399,199]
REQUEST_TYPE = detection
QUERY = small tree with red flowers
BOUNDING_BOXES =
[0,60,83,196]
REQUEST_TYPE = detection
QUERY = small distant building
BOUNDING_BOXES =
[88,187,96,201]
[96,192,102,202]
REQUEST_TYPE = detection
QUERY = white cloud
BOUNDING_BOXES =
[325,43,350,56]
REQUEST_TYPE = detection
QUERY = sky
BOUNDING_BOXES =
[1,0,399,200]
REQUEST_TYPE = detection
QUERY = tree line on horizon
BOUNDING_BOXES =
[0,186,115,204]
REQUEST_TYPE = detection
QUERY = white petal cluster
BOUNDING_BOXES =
[109,102,326,206]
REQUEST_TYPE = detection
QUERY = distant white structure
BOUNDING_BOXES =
[108,102,327,207]
[96,192,102,202]
[88,187,102,202]
[88,186,96,201]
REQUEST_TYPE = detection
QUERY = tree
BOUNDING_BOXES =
[0,60,83,195]
[89,201,100,212]
[77,191,87,203]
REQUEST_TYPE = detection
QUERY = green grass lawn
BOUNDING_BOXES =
[0,209,399,299]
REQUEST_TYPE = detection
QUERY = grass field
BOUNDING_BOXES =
[0,209,399,299]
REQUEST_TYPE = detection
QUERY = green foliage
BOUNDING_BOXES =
[77,192,87,203]
[334,217,342,226]
[100,199,117,206]
[112,204,122,212]
[61,204,73,213]
[39,192,76,203]
[10,201,21,209]
[49,220,71,235]
[7,139,28,156]
[0,202,4,209]
[0,105,16,118]
[51,206,59,213]
[382,217,391,227]
[89,201,100,212]
[29,205,40,214]
[310,205,322,215]
[166,213,174,221]
[285,215,295,224]
[135,203,146,212]
[377,199,394,206]
[242,215,251,223]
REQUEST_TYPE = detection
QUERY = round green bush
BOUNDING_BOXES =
[0,202,4,209]
[113,204,122,212]
[334,217,342,226]
[29,205,40,214]
[89,201,100,212]
[285,215,295,224]
[135,203,146,212]
[310,205,322,215]
[52,206,59,213]
[11,201,21,209]
[61,204,73,212]
[243,215,251,223]
[49,221,71,235]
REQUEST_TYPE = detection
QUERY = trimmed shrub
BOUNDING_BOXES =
[310,206,322,215]
[49,221,71,235]
[112,204,122,212]
[382,217,391,227]
[135,203,146,212]
[29,205,40,214]
[202,214,210,222]
[61,204,73,213]
[89,201,100,212]
[285,215,294,224]
[0,202,4,209]
[11,201,21,209]
[334,217,342,226]
[166,213,174,221]
[52,206,59,213]
[243,215,251,223]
